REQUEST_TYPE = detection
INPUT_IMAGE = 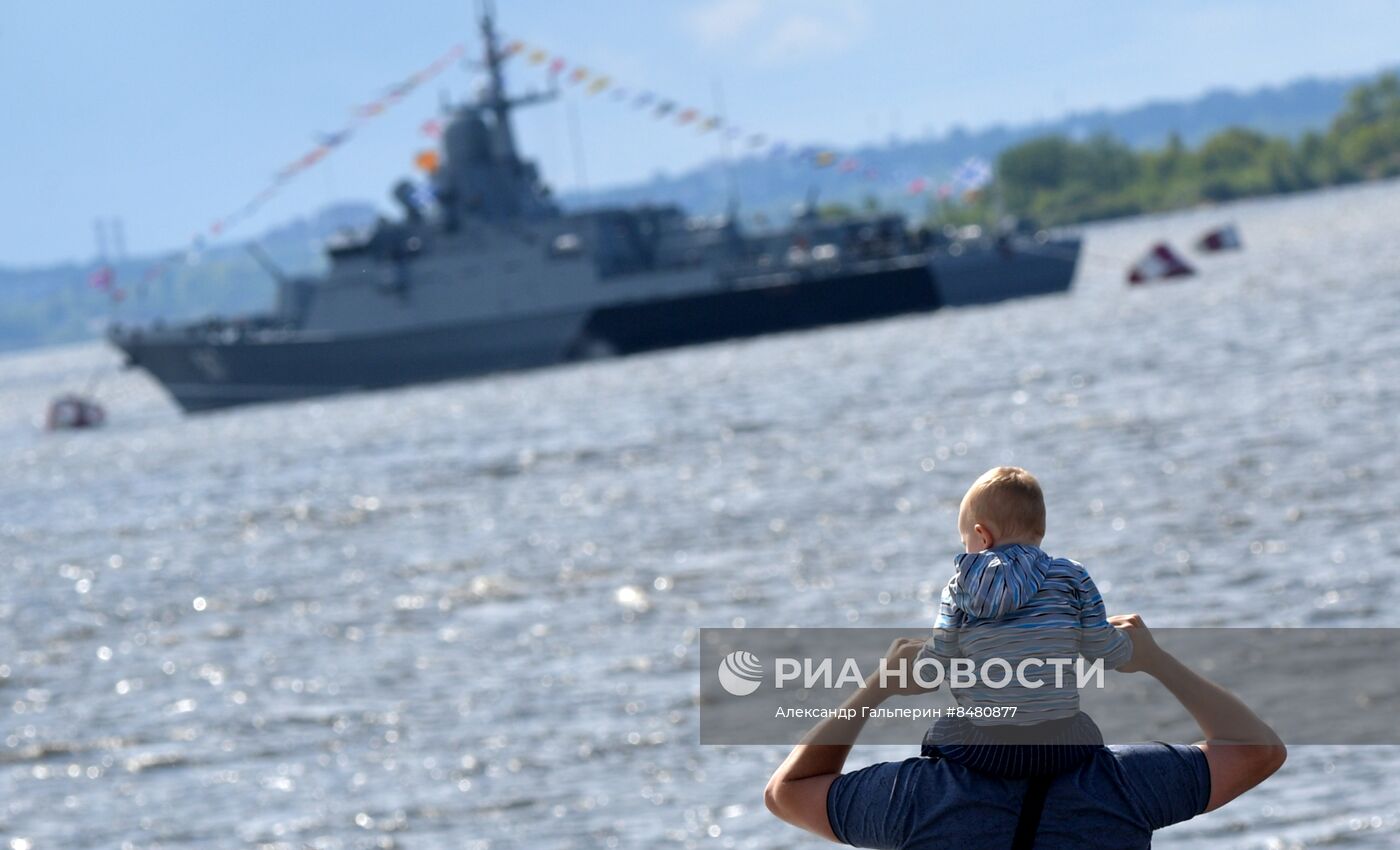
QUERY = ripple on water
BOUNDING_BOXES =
[2,181,1400,847]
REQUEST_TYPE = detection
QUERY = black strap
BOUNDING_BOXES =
[1010,775,1053,850]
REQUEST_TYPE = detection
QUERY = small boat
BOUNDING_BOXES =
[46,394,106,430]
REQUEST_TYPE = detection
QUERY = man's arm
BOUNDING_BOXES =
[763,637,926,842]
[1110,614,1286,812]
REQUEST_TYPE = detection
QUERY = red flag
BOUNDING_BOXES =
[88,265,115,291]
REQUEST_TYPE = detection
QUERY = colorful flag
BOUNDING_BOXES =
[385,80,415,101]
[587,76,611,94]
[88,265,115,291]
[421,118,443,138]
[411,181,437,209]
[528,49,548,65]
[568,67,589,84]
[951,156,993,192]
[414,150,441,173]
[548,57,567,75]
[318,129,352,147]
[299,146,328,168]
[676,108,698,125]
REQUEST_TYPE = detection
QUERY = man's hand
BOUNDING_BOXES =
[864,636,933,697]
[1109,613,1162,674]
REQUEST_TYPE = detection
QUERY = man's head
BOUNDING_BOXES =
[958,466,1046,552]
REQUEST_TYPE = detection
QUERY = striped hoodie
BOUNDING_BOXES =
[917,543,1132,725]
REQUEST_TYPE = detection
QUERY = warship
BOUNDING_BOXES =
[109,10,1081,413]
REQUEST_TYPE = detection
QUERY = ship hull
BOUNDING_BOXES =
[115,311,589,412]
[111,240,1077,413]
[933,237,1081,306]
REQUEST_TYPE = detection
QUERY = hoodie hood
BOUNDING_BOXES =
[948,543,1051,620]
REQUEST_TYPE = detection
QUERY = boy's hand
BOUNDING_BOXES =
[1109,613,1161,674]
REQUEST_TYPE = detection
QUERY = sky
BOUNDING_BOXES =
[3,0,1399,267]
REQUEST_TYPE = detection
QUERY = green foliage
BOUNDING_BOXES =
[991,73,1400,225]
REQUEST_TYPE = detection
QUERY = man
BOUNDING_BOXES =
[764,614,1285,849]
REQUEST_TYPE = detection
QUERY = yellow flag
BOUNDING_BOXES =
[588,76,611,94]
[528,49,548,65]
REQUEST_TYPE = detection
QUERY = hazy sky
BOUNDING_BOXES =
[3,0,1399,267]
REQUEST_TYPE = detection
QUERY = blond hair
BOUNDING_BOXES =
[965,466,1046,542]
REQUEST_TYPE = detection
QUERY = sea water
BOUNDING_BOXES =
[2,179,1399,848]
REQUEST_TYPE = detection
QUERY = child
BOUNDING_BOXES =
[917,466,1132,778]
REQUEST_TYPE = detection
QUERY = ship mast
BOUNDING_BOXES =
[476,0,552,165]
[478,2,516,161]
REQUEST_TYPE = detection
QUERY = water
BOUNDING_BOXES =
[3,180,1400,848]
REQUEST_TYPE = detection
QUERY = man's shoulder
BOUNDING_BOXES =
[1065,744,1211,831]
[827,745,1209,847]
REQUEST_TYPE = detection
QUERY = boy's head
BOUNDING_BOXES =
[958,466,1046,552]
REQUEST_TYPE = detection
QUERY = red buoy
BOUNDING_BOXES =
[1196,224,1242,253]
[45,395,106,431]
[1127,242,1195,285]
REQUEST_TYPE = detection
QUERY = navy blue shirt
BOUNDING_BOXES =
[827,744,1210,849]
